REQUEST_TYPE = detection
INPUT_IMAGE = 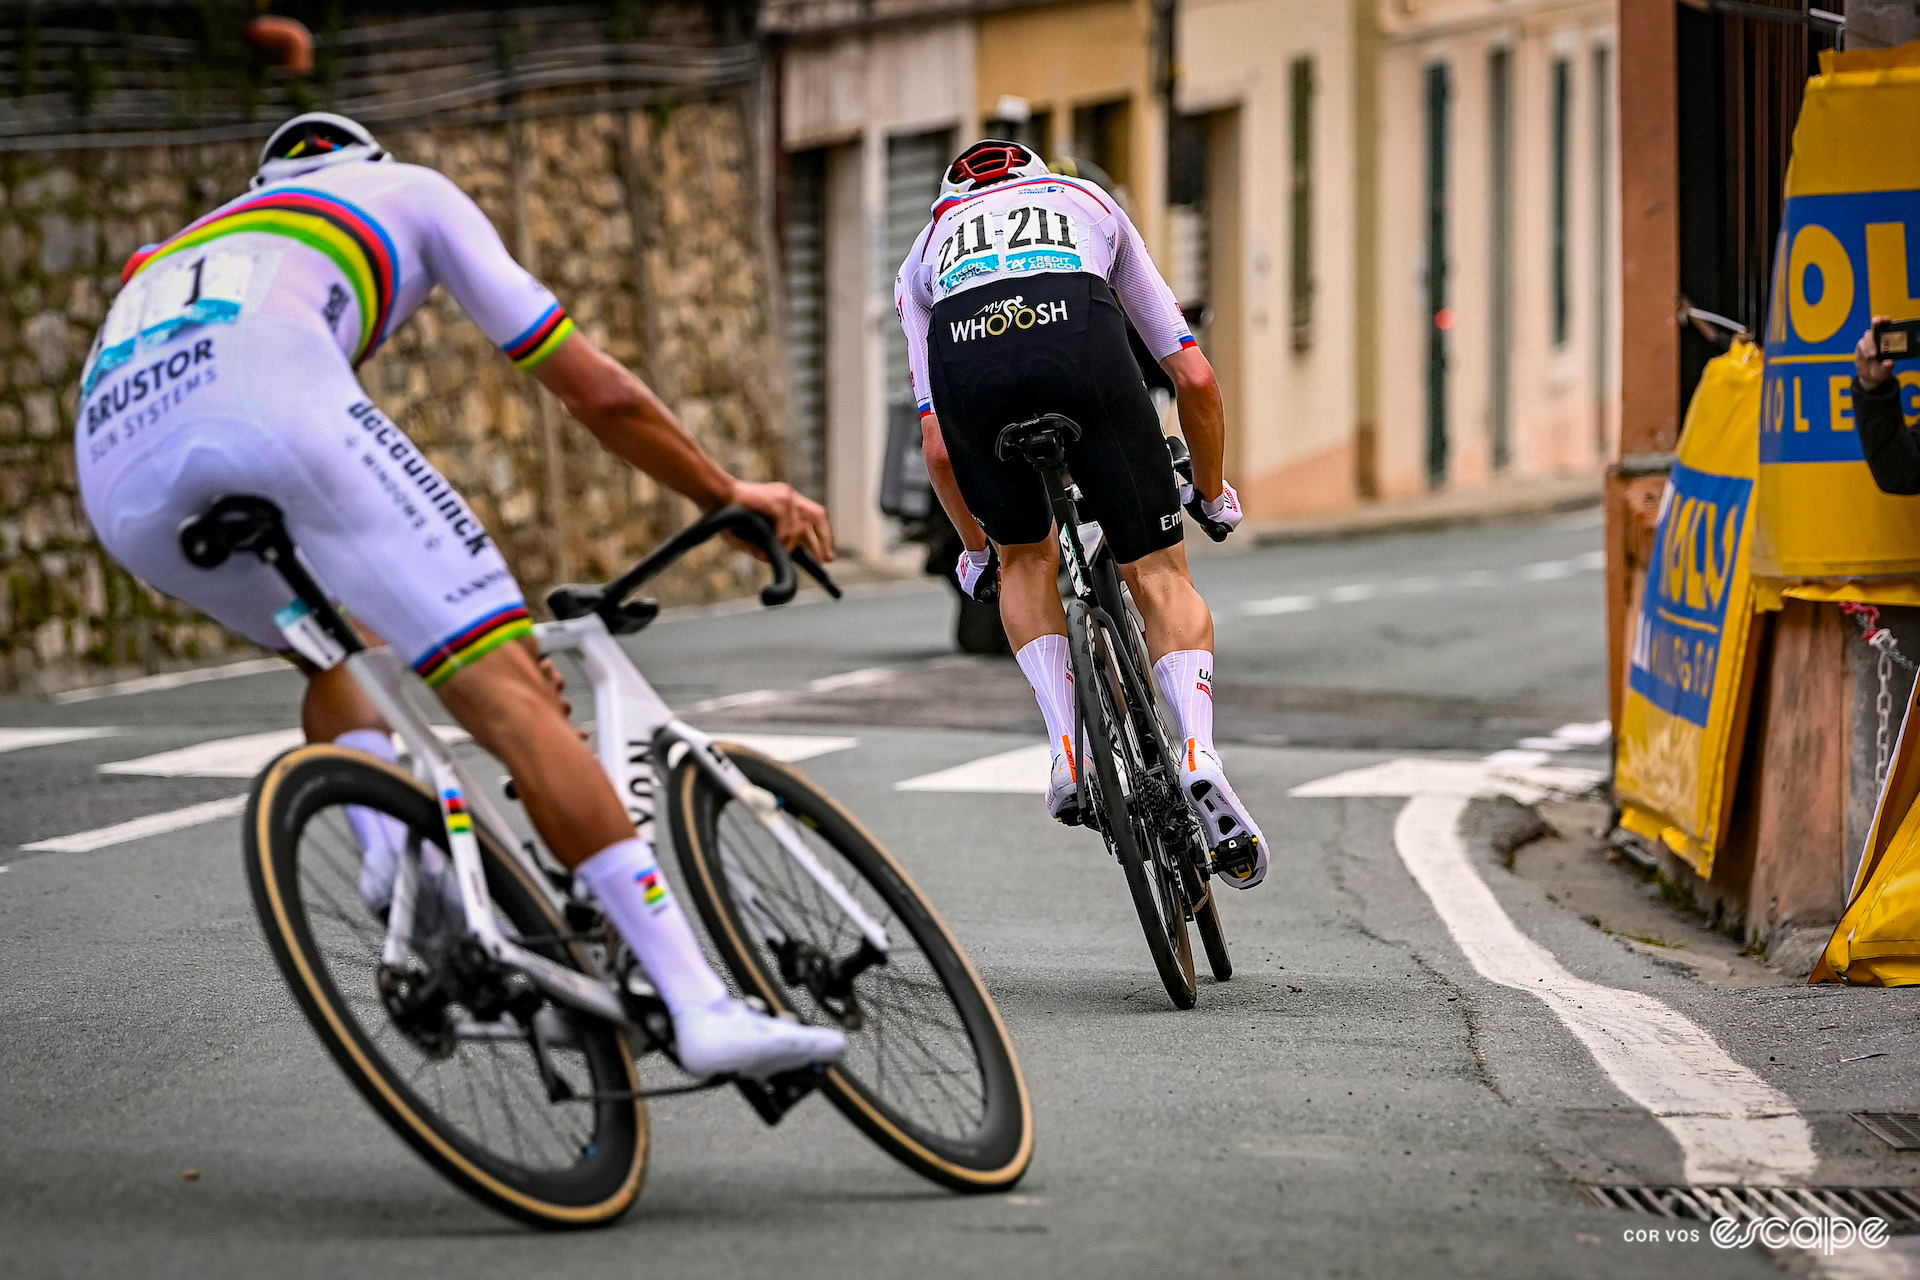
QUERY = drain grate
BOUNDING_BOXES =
[1586,1185,1920,1226]
[1855,1113,1920,1152]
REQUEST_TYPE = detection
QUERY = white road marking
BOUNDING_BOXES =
[689,689,784,713]
[1483,748,1555,768]
[805,667,894,693]
[1243,594,1317,617]
[0,727,120,754]
[1393,794,1815,1184]
[1240,550,1606,618]
[22,795,248,854]
[1289,757,1604,804]
[712,733,857,762]
[51,657,288,704]
[101,724,470,778]
[895,743,1053,794]
[1297,754,1815,1185]
[1552,719,1612,746]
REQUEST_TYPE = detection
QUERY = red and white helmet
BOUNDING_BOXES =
[938,139,1048,203]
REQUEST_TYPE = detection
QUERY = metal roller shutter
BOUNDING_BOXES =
[782,148,829,501]
[879,129,950,523]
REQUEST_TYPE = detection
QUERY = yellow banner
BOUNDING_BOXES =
[1819,681,1920,983]
[1755,42,1920,585]
[1616,342,1765,877]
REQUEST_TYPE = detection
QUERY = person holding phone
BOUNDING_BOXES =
[1854,316,1920,494]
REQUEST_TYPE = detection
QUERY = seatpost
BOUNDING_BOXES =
[252,528,365,658]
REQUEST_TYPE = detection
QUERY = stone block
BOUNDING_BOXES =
[23,392,58,439]
[0,224,25,280]
[25,312,69,379]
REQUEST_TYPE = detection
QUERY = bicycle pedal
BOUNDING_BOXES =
[735,1065,825,1127]
[1210,835,1261,884]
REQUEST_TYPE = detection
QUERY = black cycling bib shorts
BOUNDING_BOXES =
[927,272,1183,565]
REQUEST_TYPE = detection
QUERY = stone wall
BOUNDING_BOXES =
[0,92,792,693]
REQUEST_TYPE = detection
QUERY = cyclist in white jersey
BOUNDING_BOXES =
[76,112,847,1079]
[894,140,1266,888]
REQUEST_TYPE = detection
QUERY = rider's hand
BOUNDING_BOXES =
[1859,316,1896,391]
[730,480,835,564]
[1200,482,1243,534]
[1178,479,1196,508]
[956,547,997,601]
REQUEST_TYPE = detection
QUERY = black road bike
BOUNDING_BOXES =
[995,415,1236,1010]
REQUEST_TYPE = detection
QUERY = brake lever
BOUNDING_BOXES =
[793,547,843,599]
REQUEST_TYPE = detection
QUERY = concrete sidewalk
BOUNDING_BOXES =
[1243,472,1602,545]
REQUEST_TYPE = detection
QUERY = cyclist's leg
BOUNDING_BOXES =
[1063,302,1267,885]
[925,306,1086,820]
[272,390,840,1074]
[997,537,1082,820]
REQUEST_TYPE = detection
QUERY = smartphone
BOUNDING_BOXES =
[1875,318,1920,359]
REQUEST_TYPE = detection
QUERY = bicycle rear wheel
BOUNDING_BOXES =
[666,744,1033,1192]
[1070,602,1197,1010]
[246,745,648,1228]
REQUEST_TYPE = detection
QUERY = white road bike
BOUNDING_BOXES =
[179,498,1033,1228]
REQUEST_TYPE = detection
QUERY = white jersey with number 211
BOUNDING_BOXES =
[894,173,1194,417]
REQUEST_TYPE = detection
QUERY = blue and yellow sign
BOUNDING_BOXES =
[1628,463,1753,728]
[1618,343,1766,877]
[1754,44,1920,588]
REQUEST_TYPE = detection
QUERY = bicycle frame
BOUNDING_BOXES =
[344,608,892,1035]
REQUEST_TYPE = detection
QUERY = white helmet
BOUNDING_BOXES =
[938,139,1049,204]
[252,111,389,189]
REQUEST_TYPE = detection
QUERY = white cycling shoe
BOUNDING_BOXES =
[672,997,848,1081]
[1180,743,1268,889]
[1046,749,1083,824]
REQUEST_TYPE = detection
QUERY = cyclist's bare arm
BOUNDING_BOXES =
[920,413,991,555]
[533,332,833,563]
[1161,347,1227,501]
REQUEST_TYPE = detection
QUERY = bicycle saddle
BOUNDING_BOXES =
[179,495,289,569]
[994,413,1083,464]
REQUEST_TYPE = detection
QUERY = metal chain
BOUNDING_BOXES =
[1840,602,1913,793]
[1878,648,1895,794]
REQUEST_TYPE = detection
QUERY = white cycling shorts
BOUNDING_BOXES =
[77,316,532,687]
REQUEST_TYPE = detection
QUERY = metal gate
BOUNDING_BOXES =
[1675,0,1840,408]
[782,148,829,501]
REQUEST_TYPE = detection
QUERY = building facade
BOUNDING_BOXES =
[769,0,1621,554]
[1370,0,1618,501]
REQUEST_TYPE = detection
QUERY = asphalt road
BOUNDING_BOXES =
[4,509,1919,1279]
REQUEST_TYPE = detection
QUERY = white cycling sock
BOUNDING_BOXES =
[577,837,728,1013]
[1015,633,1077,766]
[336,728,407,856]
[1152,650,1216,762]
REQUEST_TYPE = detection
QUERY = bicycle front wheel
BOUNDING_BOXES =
[246,745,648,1229]
[665,744,1034,1193]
